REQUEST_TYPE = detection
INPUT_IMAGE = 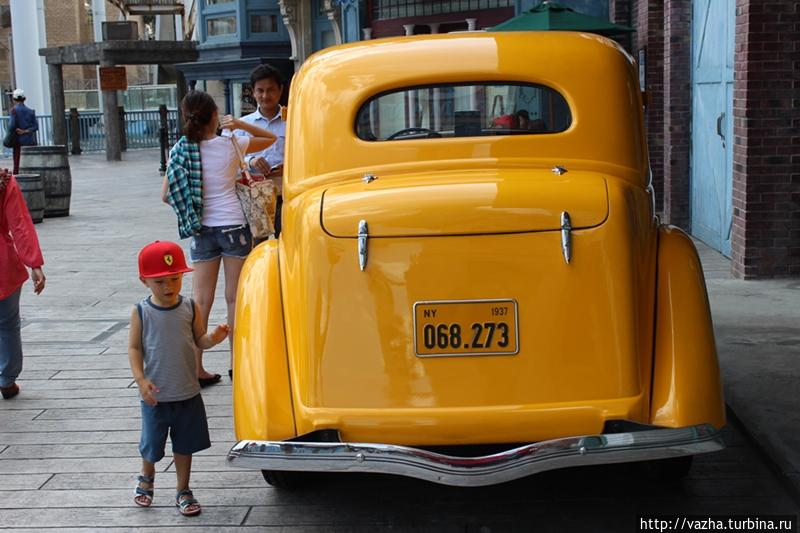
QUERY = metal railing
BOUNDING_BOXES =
[121,0,185,15]
[68,112,104,152]
[0,114,55,148]
[0,109,179,155]
[124,0,184,6]
[122,109,180,150]
[372,0,513,20]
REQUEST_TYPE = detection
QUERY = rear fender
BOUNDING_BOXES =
[650,225,725,429]
[233,241,296,441]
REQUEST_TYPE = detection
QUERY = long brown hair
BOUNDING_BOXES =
[181,91,218,142]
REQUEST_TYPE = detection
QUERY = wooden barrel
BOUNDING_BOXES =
[15,174,45,224]
[19,145,72,217]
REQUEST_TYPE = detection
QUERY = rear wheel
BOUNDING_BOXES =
[261,470,310,490]
[639,455,694,481]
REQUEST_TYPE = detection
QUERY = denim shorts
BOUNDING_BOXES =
[139,394,211,463]
[190,224,253,262]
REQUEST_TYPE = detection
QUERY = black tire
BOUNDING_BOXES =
[639,455,694,481]
[261,470,310,489]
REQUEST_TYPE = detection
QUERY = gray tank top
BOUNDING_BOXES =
[137,296,201,402]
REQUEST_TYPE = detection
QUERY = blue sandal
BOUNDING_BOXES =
[133,474,154,507]
[175,489,201,516]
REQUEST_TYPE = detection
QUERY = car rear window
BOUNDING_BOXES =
[356,83,571,141]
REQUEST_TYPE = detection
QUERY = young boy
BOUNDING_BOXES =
[128,240,229,516]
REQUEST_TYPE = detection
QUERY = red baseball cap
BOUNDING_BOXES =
[138,241,193,278]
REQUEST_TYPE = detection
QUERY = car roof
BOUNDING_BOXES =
[285,31,647,197]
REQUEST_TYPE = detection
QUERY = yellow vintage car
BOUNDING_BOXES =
[228,31,725,488]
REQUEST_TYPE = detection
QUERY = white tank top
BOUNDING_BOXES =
[199,135,250,227]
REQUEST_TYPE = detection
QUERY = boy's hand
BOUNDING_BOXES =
[137,379,159,406]
[211,323,230,345]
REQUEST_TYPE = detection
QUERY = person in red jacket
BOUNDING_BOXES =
[0,169,45,399]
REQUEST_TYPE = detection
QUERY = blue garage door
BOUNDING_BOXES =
[691,0,734,257]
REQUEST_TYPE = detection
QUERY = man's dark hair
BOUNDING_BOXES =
[250,64,284,88]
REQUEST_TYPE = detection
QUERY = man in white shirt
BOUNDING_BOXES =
[235,65,286,237]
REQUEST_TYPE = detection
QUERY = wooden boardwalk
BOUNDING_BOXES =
[0,151,797,531]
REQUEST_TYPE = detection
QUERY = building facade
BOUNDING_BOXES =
[177,0,605,114]
[1,0,161,113]
[0,0,102,112]
[176,0,296,115]
[610,0,800,278]
[346,0,606,39]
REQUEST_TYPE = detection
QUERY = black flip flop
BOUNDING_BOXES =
[198,374,221,388]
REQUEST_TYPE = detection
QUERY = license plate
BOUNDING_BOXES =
[413,299,519,357]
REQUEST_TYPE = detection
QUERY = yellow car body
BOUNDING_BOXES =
[230,31,725,487]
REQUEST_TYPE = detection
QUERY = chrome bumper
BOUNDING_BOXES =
[227,424,724,487]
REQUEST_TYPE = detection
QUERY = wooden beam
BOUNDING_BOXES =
[39,41,198,65]
[48,64,67,146]
[101,58,122,161]
[106,0,128,17]
[184,0,196,40]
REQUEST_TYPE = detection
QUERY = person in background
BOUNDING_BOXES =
[516,109,548,133]
[515,109,530,130]
[236,64,286,238]
[8,89,39,174]
[0,169,46,400]
[163,91,276,385]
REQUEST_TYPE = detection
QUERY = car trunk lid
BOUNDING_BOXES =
[320,170,608,238]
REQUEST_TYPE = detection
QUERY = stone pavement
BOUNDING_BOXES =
[699,248,800,501]
[0,150,797,531]
[1,150,253,530]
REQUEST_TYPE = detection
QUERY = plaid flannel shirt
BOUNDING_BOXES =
[166,136,203,239]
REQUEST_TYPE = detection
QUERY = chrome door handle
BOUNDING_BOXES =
[561,211,572,265]
[358,220,369,271]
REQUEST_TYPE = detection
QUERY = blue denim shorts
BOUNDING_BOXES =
[139,394,211,463]
[190,224,253,262]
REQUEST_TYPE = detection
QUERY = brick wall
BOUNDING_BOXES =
[0,0,97,91]
[44,0,95,82]
[662,0,691,230]
[0,0,12,109]
[608,0,632,52]
[731,0,800,278]
[0,1,155,111]
[632,0,665,214]
[44,0,84,48]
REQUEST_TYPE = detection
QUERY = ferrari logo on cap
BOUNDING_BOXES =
[164,254,174,266]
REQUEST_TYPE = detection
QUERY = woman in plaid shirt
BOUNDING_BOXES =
[163,91,275,386]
